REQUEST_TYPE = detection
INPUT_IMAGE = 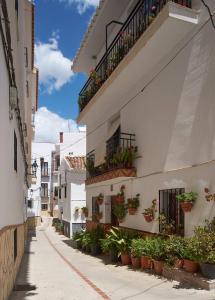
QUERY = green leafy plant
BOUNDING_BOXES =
[147,237,168,261]
[165,236,187,266]
[130,238,145,258]
[158,214,175,235]
[113,203,127,221]
[176,192,198,203]
[88,226,105,247]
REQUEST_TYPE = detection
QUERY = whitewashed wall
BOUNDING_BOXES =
[84,1,215,236]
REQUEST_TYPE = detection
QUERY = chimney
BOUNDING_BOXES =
[59,132,63,143]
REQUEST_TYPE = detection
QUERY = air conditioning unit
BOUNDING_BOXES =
[9,86,18,110]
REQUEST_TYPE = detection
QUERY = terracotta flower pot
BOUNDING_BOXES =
[121,254,131,265]
[153,260,164,275]
[128,208,137,215]
[141,256,151,269]
[175,259,184,269]
[97,198,103,205]
[115,196,124,204]
[131,256,141,269]
[183,259,199,273]
[143,214,154,223]
[180,202,193,213]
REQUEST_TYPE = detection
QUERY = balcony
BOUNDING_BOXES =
[86,131,137,185]
[78,0,193,114]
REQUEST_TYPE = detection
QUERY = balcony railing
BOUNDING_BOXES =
[78,0,192,113]
[86,132,136,179]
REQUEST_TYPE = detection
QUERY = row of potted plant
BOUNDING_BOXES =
[72,219,215,280]
[53,220,64,235]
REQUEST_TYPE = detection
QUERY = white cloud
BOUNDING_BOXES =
[59,0,99,14]
[35,34,73,94]
[34,107,79,143]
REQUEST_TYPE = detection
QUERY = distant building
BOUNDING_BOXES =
[59,156,86,237]
[28,142,55,227]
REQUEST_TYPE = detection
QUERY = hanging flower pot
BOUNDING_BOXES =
[183,259,199,273]
[115,195,125,204]
[180,202,193,213]
[143,213,154,223]
[126,194,140,215]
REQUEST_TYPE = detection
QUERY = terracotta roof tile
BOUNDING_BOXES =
[65,156,86,170]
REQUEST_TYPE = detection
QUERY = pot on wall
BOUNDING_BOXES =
[200,263,215,279]
[143,214,154,223]
[180,202,193,213]
[183,259,199,273]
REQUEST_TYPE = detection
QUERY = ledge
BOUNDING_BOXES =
[86,168,136,185]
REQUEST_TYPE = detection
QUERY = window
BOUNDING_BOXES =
[41,161,48,176]
[15,0,18,16]
[41,183,48,198]
[24,47,28,68]
[54,187,58,197]
[28,200,32,208]
[14,131,17,172]
[64,185,67,198]
[159,188,185,235]
[41,204,48,211]
[26,80,29,97]
[55,155,60,171]
[92,197,99,220]
[14,228,17,261]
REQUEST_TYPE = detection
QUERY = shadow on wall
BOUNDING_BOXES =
[9,229,38,300]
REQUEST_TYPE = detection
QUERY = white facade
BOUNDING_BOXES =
[28,142,55,218]
[0,0,37,229]
[74,0,215,236]
[59,157,86,237]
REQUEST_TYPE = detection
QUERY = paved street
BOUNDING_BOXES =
[10,219,215,300]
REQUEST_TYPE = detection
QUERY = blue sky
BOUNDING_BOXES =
[34,0,99,142]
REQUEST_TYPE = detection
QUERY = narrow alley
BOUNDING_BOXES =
[10,219,214,300]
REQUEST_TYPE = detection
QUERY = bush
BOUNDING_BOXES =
[147,237,168,261]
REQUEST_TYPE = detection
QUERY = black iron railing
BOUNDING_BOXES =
[86,132,136,179]
[78,0,192,112]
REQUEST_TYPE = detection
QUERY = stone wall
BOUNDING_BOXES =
[27,216,41,229]
[0,223,25,300]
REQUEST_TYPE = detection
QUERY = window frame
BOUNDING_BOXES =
[41,183,48,198]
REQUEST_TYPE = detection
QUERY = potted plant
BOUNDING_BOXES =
[176,192,198,213]
[72,231,84,249]
[59,222,64,235]
[148,237,167,275]
[142,199,157,222]
[96,193,104,205]
[113,203,127,223]
[100,229,120,263]
[181,237,200,273]
[81,232,91,253]
[130,239,143,268]
[165,236,186,268]
[126,194,140,215]
[194,220,215,279]
[140,237,154,269]
[158,214,175,235]
[143,208,154,223]
[115,185,125,204]
[88,226,105,255]
[81,206,88,218]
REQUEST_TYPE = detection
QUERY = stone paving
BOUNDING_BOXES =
[10,219,215,300]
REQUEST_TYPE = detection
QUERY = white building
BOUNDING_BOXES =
[73,0,215,236]
[0,1,38,299]
[28,142,55,225]
[59,156,86,237]
[50,131,86,218]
